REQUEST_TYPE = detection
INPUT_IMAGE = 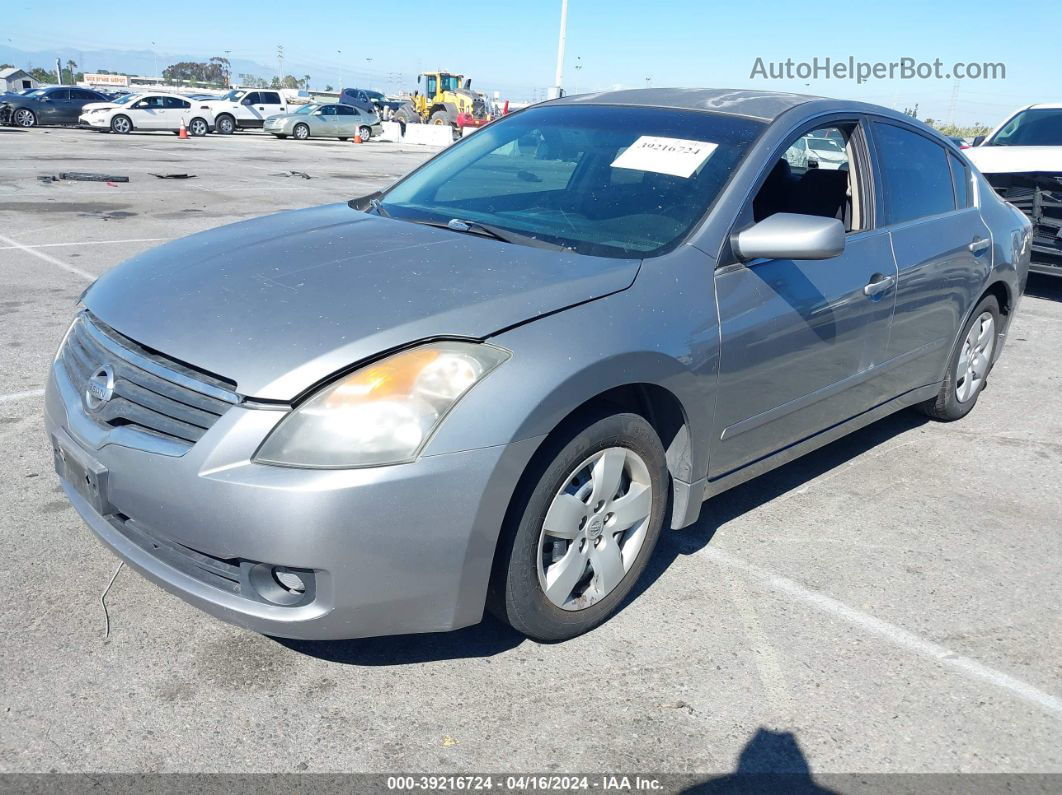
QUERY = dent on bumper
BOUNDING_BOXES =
[46,366,541,640]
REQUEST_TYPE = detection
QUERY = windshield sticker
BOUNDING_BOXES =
[610,137,719,178]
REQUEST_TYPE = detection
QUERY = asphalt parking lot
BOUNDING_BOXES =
[2,125,1061,778]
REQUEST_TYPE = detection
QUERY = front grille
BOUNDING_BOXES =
[989,172,1062,267]
[60,312,239,447]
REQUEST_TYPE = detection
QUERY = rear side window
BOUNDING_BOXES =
[335,105,355,116]
[872,122,955,225]
[164,97,191,109]
[948,152,971,208]
[261,92,281,104]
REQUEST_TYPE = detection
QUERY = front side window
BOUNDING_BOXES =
[381,104,764,258]
[754,122,863,231]
[987,108,1062,147]
[872,122,955,225]
[319,105,337,116]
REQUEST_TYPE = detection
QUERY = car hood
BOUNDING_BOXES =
[84,203,640,400]
[80,101,119,112]
[965,146,1062,174]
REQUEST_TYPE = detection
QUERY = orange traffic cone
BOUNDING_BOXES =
[178,121,189,140]
[353,133,363,144]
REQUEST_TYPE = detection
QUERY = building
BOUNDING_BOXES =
[1,67,38,93]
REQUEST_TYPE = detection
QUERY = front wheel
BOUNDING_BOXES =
[915,295,1001,421]
[215,115,235,135]
[293,123,309,140]
[489,411,668,641]
[358,125,372,141]
[13,108,37,127]
[110,114,132,134]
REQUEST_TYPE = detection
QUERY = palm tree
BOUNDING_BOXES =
[303,74,311,90]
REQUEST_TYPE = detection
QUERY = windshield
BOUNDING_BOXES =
[112,94,137,105]
[294,104,317,114]
[220,89,248,102]
[24,89,48,98]
[988,108,1062,146]
[440,75,461,92]
[380,105,764,258]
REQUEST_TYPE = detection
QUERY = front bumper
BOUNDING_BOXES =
[46,359,540,640]
[78,115,109,129]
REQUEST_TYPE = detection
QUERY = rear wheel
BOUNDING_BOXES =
[293,123,310,140]
[489,411,668,641]
[188,117,208,137]
[110,114,132,134]
[13,108,37,127]
[916,295,1000,421]
[215,114,235,135]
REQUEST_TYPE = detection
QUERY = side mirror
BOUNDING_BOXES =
[972,134,986,146]
[734,213,846,262]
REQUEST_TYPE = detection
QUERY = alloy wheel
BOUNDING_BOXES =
[537,447,653,611]
[955,311,995,403]
[13,109,35,127]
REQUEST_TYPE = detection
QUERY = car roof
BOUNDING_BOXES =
[548,87,819,121]
[1026,103,1062,110]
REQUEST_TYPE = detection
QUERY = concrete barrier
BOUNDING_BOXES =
[402,124,455,147]
[377,121,403,143]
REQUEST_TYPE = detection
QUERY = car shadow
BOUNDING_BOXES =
[1025,272,1062,303]
[622,408,928,609]
[278,409,926,666]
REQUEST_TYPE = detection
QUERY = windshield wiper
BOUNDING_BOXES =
[419,217,572,251]
[348,190,390,217]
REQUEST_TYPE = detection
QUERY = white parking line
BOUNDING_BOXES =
[0,238,168,251]
[0,388,46,403]
[0,233,95,281]
[701,546,1062,718]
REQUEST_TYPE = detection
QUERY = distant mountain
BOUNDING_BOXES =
[0,44,275,82]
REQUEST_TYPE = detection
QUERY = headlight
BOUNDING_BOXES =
[253,341,510,468]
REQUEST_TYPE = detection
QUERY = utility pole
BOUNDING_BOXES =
[337,50,343,91]
[151,42,158,81]
[277,45,284,80]
[366,57,373,90]
[549,0,568,99]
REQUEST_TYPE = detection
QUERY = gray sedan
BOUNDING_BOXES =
[263,102,381,141]
[46,89,1030,642]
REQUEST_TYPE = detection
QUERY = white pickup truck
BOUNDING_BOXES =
[201,88,290,134]
[965,103,1062,277]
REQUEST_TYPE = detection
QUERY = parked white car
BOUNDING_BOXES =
[79,93,215,136]
[966,103,1062,276]
[200,89,288,134]
[784,132,848,171]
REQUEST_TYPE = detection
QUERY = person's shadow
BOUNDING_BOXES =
[685,728,837,793]
[1025,272,1062,303]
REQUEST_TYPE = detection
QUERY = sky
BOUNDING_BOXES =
[5,0,1060,125]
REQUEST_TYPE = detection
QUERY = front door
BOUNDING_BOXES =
[709,120,898,479]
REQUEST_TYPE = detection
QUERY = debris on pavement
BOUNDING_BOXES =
[59,172,130,183]
[150,173,197,179]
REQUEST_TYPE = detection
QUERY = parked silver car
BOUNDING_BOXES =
[264,102,382,141]
[47,89,1030,642]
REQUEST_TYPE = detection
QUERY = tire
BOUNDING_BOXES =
[358,125,372,141]
[110,114,132,134]
[273,134,287,139]
[429,110,451,126]
[489,411,668,642]
[215,114,235,135]
[188,117,208,137]
[293,123,309,140]
[13,108,37,128]
[337,137,348,141]
[915,295,1001,421]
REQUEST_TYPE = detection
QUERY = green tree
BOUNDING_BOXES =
[281,74,299,90]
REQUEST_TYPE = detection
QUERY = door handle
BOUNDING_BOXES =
[969,237,991,254]
[863,275,895,297]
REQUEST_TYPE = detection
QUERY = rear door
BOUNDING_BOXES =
[255,90,286,124]
[334,104,357,136]
[710,119,898,478]
[867,120,993,395]
[163,96,192,129]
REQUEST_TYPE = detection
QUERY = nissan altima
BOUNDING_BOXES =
[46,88,1031,642]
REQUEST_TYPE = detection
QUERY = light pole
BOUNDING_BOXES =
[337,50,342,91]
[151,42,158,82]
[550,0,568,99]
[365,57,373,90]
[224,49,231,86]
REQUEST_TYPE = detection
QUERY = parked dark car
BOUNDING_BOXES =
[2,86,110,127]
[48,89,1031,643]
